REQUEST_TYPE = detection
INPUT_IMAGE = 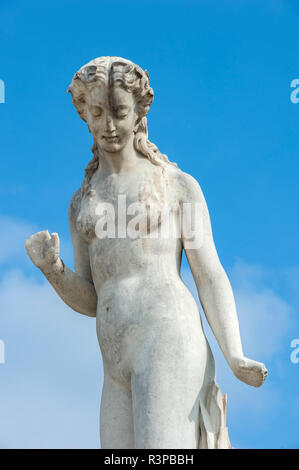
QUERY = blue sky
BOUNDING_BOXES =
[0,0,298,449]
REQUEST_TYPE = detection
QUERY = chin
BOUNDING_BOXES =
[104,143,123,153]
[99,140,125,153]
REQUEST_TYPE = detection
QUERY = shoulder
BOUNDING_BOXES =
[167,166,205,203]
[68,187,82,221]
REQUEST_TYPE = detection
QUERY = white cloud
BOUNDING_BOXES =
[0,216,37,264]
[0,215,74,269]
[230,260,293,359]
[0,268,102,448]
[181,259,293,362]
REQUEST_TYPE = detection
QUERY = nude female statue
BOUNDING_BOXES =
[25,57,267,449]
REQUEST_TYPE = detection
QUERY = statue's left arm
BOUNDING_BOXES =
[179,172,267,387]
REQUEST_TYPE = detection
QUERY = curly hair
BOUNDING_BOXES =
[67,56,177,193]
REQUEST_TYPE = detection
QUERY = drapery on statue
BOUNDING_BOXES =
[25,57,267,449]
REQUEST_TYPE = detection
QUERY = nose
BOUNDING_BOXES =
[104,113,116,134]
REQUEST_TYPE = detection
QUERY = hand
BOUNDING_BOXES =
[25,230,60,271]
[230,356,267,388]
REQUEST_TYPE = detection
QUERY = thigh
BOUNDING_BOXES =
[100,372,134,449]
[131,327,208,449]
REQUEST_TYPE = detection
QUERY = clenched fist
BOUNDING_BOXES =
[230,356,268,388]
[25,230,60,271]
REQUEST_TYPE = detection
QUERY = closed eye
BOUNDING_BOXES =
[90,106,103,117]
[114,106,129,118]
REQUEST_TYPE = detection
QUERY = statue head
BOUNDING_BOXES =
[68,57,154,153]
[67,57,177,186]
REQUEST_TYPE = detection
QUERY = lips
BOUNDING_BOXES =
[103,135,119,142]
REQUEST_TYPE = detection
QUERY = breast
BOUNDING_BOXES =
[75,174,173,243]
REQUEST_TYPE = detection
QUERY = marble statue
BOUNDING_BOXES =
[25,57,267,449]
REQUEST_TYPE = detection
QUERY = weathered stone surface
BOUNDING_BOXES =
[25,57,267,449]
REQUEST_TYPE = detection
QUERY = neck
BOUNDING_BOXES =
[97,134,143,174]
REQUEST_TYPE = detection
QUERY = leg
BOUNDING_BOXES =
[100,372,134,449]
[131,329,208,449]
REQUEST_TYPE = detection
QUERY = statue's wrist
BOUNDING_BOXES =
[228,354,245,370]
[41,258,64,276]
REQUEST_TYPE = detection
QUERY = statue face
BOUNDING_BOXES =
[86,85,139,153]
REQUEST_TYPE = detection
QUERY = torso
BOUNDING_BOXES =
[76,160,182,288]
[73,159,205,381]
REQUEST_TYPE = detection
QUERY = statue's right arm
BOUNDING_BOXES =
[24,190,97,317]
